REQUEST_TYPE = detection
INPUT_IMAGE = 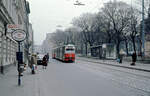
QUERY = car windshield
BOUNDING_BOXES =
[37,54,44,59]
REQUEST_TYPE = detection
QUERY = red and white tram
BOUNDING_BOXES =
[52,44,75,62]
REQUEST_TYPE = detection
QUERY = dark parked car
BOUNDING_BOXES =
[37,54,44,65]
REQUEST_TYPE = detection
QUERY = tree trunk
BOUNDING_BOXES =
[116,31,121,58]
[108,38,111,43]
[85,43,88,56]
[125,40,129,56]
[89,43,93,56]
[116,41,120,58]
[81,43,83,54]
[90,48,93,56]
[99,47,102,59]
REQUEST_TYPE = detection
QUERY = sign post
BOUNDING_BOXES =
[11,29,26,86]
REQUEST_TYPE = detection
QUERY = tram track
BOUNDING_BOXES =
[76,59,150,94]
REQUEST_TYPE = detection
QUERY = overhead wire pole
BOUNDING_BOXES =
[142,0,145,57]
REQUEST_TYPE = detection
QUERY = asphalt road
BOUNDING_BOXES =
[35,59,150,96]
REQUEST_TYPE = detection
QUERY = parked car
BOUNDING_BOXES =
[37,54,44,65]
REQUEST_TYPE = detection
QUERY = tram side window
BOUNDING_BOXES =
[62,47,65,54]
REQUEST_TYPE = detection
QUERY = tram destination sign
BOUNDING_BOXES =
[11,29,26,42]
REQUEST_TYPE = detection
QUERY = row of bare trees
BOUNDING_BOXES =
[50,1,150,57]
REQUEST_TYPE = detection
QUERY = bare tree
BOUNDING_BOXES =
[49,1,142,58]
[102,1,131,57]
[128,7,141,54]
[72,13,99,55]
[50,29,67,46]
[64,27,81,45]
[96,12,114,44]
[135,0,150,15]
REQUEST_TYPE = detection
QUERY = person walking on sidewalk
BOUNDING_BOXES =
[42,55,48,69]
[30,54,37,74]
[131,52,137,66]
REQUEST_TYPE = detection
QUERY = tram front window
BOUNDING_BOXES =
[66,48,74,51]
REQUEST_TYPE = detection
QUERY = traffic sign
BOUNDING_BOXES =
[11,29,26,42]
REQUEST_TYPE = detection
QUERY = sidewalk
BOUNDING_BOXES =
[0,65,41,96]
[78,56,150,72]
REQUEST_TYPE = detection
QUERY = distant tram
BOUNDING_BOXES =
[52,44,75,62]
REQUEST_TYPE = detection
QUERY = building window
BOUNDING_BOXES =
[18,15,22,24]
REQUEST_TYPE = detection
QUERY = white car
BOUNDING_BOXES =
[37,54,44,65]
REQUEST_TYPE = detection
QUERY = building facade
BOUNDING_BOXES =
[0,0,33,73]
[28,23,34,54]
[42,33,54,55]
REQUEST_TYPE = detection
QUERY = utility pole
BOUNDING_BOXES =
[142,0,145,57]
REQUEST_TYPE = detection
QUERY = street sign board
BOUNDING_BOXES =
[11,29,26,42]
[7,24,18,29]
[7,24,23,33]
[16,52,23,63]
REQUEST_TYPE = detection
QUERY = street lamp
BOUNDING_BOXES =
[142,0,145,57]
[136,33,142,56]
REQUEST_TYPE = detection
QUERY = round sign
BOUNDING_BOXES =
[11,29,26,42]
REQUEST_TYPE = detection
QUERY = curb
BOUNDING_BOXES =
[79,58,150,72]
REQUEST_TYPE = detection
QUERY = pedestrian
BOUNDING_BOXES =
[131,52,137,66]
[29,54,37,74]
[46,53,49,62]
[118,54,123,63]
[42,55,48,69]
[24,63,27,71]
[118,49,125,63]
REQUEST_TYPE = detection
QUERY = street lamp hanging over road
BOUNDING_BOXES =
[74,0,85,6]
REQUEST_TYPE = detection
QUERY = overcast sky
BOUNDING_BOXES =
[27,0,131,45]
